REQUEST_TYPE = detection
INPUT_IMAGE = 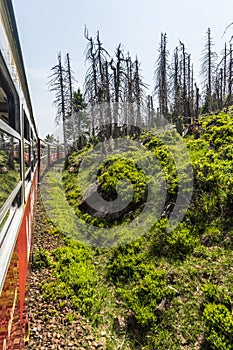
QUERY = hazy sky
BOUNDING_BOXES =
[12,0,233,138]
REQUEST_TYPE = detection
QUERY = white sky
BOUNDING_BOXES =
[12,0,233,138]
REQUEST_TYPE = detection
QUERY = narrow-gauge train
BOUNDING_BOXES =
[0,1,64,349]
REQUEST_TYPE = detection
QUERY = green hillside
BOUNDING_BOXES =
[38,109,233,349]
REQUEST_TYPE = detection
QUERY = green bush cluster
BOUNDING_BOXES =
[98,157,147,205]
[118,266,176,328]
[202,283,231,308]
[107,240,146,283]
[187,110,233,232]
[63,144,163,236]
[202,283,233,349]
[146,136,178,196]
[107,240,178,329]
[41,241,102,318]
[203,303,233,349]
[33,248,52,270]
[151,220,198,260]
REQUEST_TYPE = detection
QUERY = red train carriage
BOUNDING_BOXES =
[0,1,61,349]
[0,2,65,348]
[0,0,39,347]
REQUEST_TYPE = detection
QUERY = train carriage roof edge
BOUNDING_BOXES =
[0,0,38,136]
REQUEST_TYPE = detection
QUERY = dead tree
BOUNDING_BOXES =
[154,33,169,119]
[84,28,98,136]
[171,47,182,121]
[65,53,76,143]
[125,54,135,132]
[227,44,233,105]
[200,28,217,112]
[146,95,155,129]
[194,83,200,123]
[110,45,126,146]
[133,57,147,129]
[48,52,68,155]
[223,43,227,99]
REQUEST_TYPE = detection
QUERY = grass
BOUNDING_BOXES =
[40,164,83,241]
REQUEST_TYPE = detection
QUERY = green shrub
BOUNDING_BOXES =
[201,225,223,247]
[119,267,176,327]
[41,280,72,301]
[52,242,93,268]
[202,283,231,309]
[107,240,145,283]
[42,241,101,318]
[203,303,233,349]
[152,221,197,259]
[33,248,52,270]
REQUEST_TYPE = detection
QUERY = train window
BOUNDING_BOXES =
[24,141,30,180]
[31,138,37,169]
[0,130,21,211]
[50,145,57,163]
[40,142,47,158]
[0,54,20,133]
[24,114,30,141]
[40,141,48,177]
[0,87,8,124]
[33,138,38,161]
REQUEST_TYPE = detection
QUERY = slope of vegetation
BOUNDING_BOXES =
[39,109,233,349]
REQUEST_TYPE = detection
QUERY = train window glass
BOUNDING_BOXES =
[0,57,20,134]
[0,130,21,211]
[40,142,48,176]
[50,145,57,163]
[33,138,37,159]
[32,138,38,169]
[0,87,9,124]
[24,114,30,141]
[24,142,30,175]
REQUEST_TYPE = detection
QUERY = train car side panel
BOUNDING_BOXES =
[0,166,38,350]
[18,165,37,324]
[0,244,23,349]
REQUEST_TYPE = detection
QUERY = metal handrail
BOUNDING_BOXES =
[0,206,17,249]
[0,119,21,139]
[0,206,22,293]
[0,181,22,224]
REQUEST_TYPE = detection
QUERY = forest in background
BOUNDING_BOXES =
[47,26,233,148]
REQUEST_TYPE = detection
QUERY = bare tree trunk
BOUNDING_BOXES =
[126,56,134,134]
[220,68,223,109]
[223,43,227,99]
[66,53,75,144]
[155,33,169,121]
[134,58,141,128]
[194,83,200,124]
[173,47,180,122]
[58,55,68,155]
[228,44,232,105]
